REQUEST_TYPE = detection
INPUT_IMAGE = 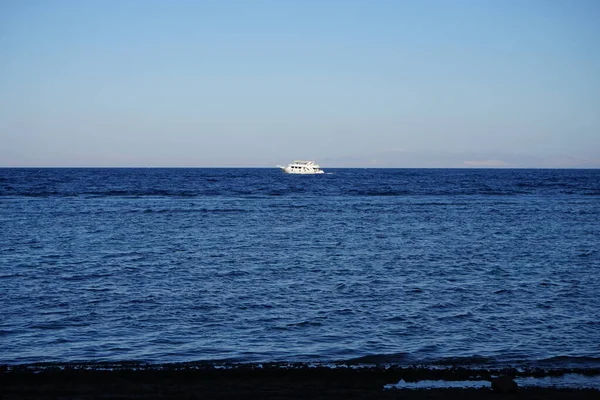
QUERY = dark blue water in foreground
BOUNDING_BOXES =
[1,168,599,368]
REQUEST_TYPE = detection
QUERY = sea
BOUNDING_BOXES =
[1,168,599,372]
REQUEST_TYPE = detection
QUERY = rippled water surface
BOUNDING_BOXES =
[1,168,599,367]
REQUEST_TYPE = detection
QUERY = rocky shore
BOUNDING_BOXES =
[2,363,599,399]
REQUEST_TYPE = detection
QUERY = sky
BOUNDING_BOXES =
[1,0,599,167]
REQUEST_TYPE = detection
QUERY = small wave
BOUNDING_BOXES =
[61,273,112,281]
[142,208,201,214]
[29,323,66,330]
[285,320,323,328]
[430,301,458,310]
[479,191,523,196]
[538,281,559,287]
[101,252,145,260]
[0,272,22,279]
[128,297,159,304]
[103,190,130,196]
[238,303,274,310]
[344,353,412,364]
[577,250,596,257]
[410,202,457,206]
[39,308,70,316]
[270,320,324,331]
[198,208,248,213]
[80,190,200,198]
[438,311,474,320]
[348,190,411,196]
[536,356,600,368]
[3,191,67,197]
[217,270,251,277]
[190,304,221,311]
[383,315,406,322]
[333,308,355,315]
[50,337,71,344]
[488,266,510,276]
[426,355,497,366]
[82,286,112,292]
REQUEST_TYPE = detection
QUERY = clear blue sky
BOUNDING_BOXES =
[1,0,599,167]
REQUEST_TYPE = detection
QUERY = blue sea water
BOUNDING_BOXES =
[1,168,599,368]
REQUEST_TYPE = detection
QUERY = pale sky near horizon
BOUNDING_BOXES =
[1,0,599,167]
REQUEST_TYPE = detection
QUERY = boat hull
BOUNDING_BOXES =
[279,166,324,174]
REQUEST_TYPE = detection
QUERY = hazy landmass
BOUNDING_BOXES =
[322,150,600,169]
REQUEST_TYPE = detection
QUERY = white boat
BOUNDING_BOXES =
[277,160,325,174]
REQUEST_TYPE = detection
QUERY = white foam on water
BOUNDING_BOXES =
[385,374,600,390]
[515,374,600,389]
[384,379,490,390]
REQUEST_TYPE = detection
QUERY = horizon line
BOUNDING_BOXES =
[2,166,599,170]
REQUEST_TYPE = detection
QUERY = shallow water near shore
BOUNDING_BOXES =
[1,168,599,370]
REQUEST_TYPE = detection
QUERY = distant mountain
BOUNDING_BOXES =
[321,150,600,168]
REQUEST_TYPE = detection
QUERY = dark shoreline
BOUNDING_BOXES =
[3,363,600,399]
